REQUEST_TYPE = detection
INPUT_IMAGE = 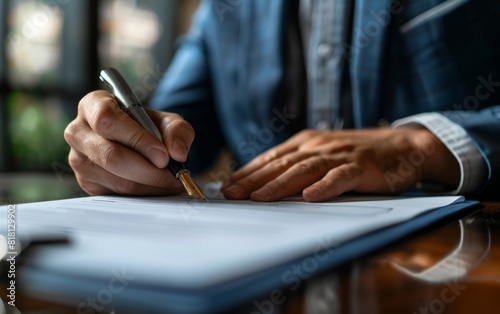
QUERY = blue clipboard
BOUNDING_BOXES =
[19,200,480,314]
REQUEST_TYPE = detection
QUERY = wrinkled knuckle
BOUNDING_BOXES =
[319,157,331,172]
[79,180,105,196]
[237,175,261,189]
[274,179,289,191]
[274,157,293,172]
[254,155,267,164]
[167,112,183,121]
[114,179,139,195]
[264,149,279,162]
[255,153,271,164]
[268,149,278,158]
[149,171,169,188]
[244,176,259,188]
[77,92,94,111]
[78,91,100,112]
[170,119,194,136]
[334,166,355,182]
[92,106,116,136]
[86,90,101,100]
[354,147,375,162]
[298,129,317,139]
[100,146,122,169]
[68,151,85,171]
[320,178,338,191]
[182,120,195,134]
[64,121,78,145]
[297,162,314,175]
[294,160,318,176]
[127,131,147,150]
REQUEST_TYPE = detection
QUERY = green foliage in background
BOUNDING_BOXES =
[7,91,70,171]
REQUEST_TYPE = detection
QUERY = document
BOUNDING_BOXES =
[1,186,464,290]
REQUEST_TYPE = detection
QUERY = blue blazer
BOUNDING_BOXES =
[150,0,500,198]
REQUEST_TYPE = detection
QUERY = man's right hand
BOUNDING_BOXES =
[64,90,195,196]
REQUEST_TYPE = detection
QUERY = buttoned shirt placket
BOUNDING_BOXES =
[305,0,347,130]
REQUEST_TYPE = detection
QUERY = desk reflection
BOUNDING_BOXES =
[304,210,500,314]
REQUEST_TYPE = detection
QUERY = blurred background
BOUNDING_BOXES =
[0,0,201,173]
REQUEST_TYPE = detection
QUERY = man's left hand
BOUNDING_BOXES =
[222,128,460,202]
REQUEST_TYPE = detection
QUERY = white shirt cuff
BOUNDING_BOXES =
[392,112,485,194]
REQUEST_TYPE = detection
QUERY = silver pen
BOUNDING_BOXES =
[99,68,206,202]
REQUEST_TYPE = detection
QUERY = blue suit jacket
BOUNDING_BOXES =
[150,0,500,198]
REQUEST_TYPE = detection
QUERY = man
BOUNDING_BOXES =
[65,0,500,202]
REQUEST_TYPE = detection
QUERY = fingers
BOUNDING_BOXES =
[303,164,363,202]
[222,128,411,202]
[79,91,168,168]
[249,156,332,201]
[224,131,314,187]
[66,90,196,196]
[68,149,183,195]
[225,146,295,186]
[250,161,364,202]
[79,91,195,167]
[223,153,365,202]
[222,151,316,199]
[148,107,195,163]
[65,121,179,190]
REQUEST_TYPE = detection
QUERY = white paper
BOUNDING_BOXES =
[0,186,463,288]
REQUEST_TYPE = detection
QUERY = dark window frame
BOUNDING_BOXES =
[0,0,180,172]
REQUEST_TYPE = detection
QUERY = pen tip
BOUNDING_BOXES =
[177,172,207,202]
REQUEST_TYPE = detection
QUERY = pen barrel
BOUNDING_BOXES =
[127,107,163,141]
[167,161,189,178]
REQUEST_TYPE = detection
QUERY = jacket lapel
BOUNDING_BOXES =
[245,0,289,140]
[349,0,394,127]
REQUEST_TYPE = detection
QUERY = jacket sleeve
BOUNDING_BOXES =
[149,0,225,175]
[440,106,500,199]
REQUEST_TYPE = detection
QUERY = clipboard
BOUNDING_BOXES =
[8,196,479,313]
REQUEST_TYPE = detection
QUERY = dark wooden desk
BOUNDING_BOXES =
[1,174,499,313]
[287,202,500,314]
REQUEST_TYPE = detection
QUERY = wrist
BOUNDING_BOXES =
[411,128,460,189]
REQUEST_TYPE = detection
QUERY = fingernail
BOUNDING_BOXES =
[252,187,271,199]
[173,140,188,159]
[224,184,243,197]
[147,147,168,168]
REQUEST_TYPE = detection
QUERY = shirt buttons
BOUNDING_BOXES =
[318,43,333,59]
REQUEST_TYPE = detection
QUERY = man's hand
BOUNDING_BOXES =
[222,128,460,202]
[64,90,195,195]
